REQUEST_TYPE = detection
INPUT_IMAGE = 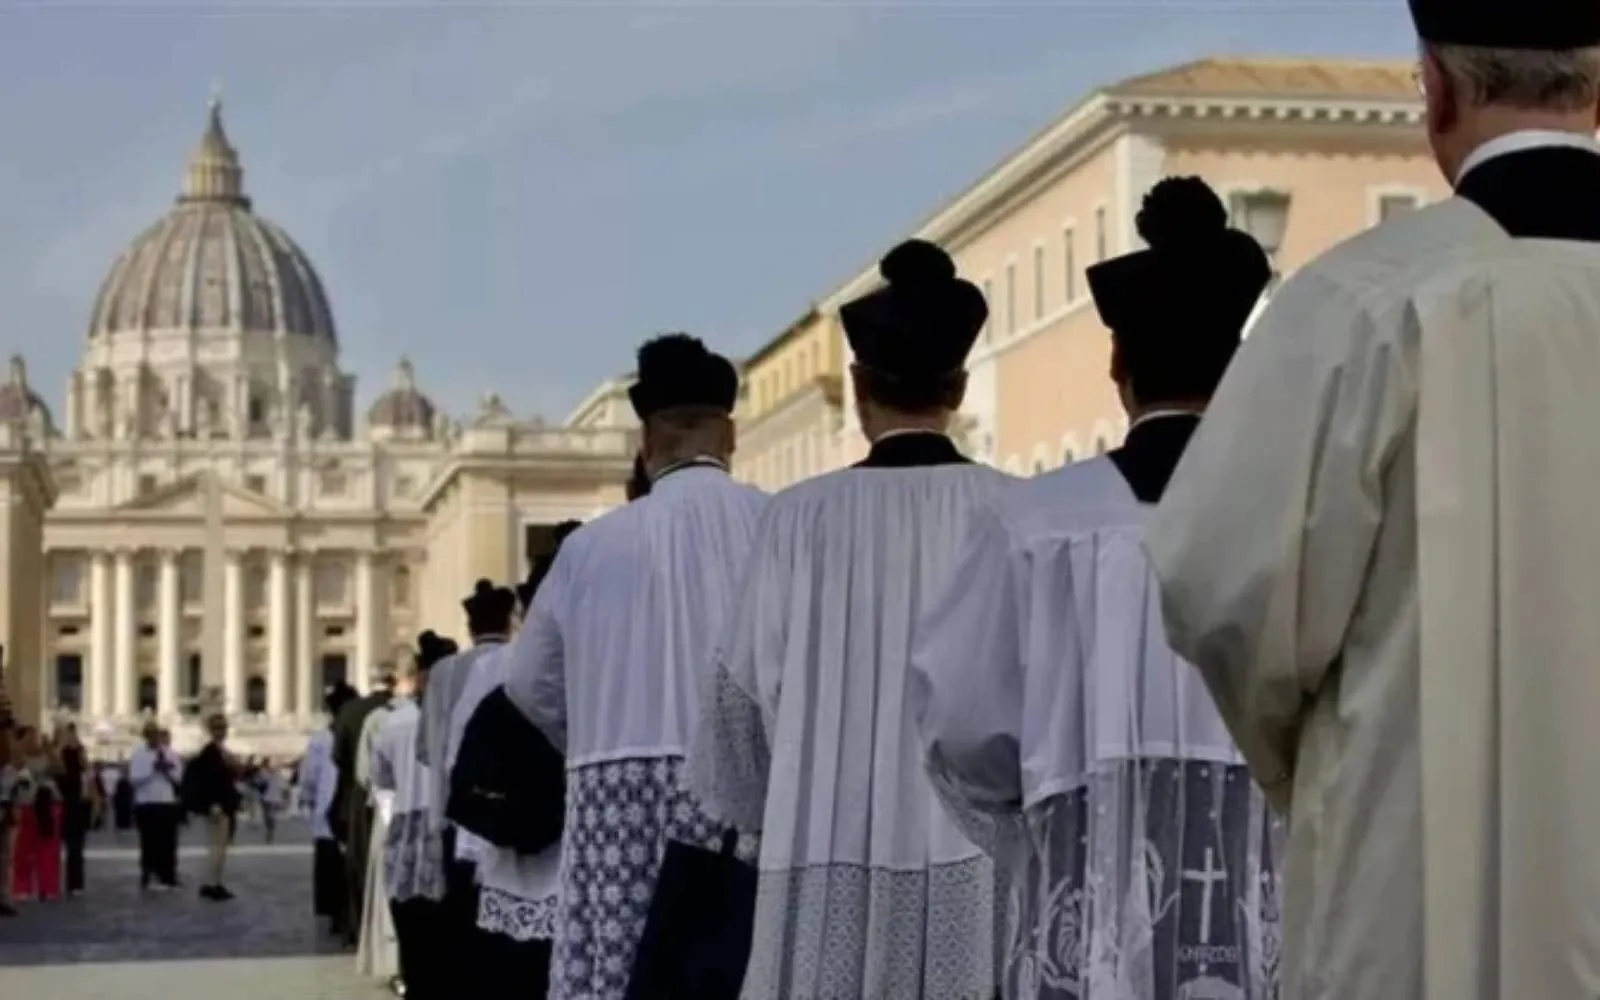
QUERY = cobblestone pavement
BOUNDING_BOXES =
[0,816,388,999]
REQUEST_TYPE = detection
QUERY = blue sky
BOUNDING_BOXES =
[0,0,1416,422]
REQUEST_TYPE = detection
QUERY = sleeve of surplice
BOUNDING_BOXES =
[370,727,395,793]
[1144,268,1407,812]
[909,498,1028,856]
[687,506,786,833]
[503,559,569,753]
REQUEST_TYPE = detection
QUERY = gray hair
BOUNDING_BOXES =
[1430,43,1600,111]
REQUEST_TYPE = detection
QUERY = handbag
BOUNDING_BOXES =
[625,828,757,1000]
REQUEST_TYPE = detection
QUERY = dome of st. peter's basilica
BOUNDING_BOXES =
[1,96,632,758]
[86,99,336,344]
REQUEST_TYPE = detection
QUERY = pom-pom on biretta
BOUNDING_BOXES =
[879,238,957,287]
[416,630,459,670]
[1087,175,1270,344]
[840,239,987,379]
[628,332,739,421]
[1135,177,1228,250]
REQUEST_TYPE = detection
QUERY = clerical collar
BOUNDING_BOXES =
[869,427,947,445]
[856,429,969,469]
[651,456,727,483]
[1457,129,1600,185]
[1127,409,1200,434]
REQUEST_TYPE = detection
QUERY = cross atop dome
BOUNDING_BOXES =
[180,87,249,208]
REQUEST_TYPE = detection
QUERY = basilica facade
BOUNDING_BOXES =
[2,101,633,755]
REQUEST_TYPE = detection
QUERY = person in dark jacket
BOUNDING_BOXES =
[332,673,395,945]
[183,713,242,901]
[57,725,90,895]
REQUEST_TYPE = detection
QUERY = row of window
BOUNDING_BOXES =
[972,188,1422,347]
[47,652,352,715]
[748,340,826,417]
[49,554,412,609]
[979,205,1111,343]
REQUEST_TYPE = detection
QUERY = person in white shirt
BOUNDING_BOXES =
[911,179,1285,1000]
[507,333,766,1000]
[691,241,1009,1000]
[127,722,183,890]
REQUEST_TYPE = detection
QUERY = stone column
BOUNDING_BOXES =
[157,549,181,717]
[294,553,316,717]
[112,549,136,716]
[267,551,289,717]
[88,554,113,717]
[223,549,244,713]
[354,551,374,692]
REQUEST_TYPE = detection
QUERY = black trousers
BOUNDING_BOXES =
[476,929,551,997]
[134,804,179,886]
[62,801,88,893]
[390,896,445,999]
[342,804,373,944]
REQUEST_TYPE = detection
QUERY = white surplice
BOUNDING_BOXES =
[357,701,399,981]
[690,451,1012,1000]
[911,455,1285,1000]
[298,729,335,840]
[418,640,505,891]
[504,463,767,1000]
[449,646,560,943]
[372,697,442,904]
[1144,183,1600,999]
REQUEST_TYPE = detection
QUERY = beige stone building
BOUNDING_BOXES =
[11,100,632,754]
[571,57,1442,492]
[730,307,845,490]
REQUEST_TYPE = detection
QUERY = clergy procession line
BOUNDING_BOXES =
[43,2,1600,997]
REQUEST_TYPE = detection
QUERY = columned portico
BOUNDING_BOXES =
[354,551,375,691]
[112,549,136,716]
[294,551,315,718]
[267,551,289,716]
[23,100,636,756]
[88,553,112,718]
[223,548,244,714]
[157,549,181,716]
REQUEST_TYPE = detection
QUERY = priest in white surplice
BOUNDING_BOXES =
[910,179,1284,1000]
[417,585,512,962]
[505,333,767,1000]
[1145,7,1600,999]
[373,649,443,1000]
[690,240,1009,1000]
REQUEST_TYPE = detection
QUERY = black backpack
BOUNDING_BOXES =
[446,686,565,856]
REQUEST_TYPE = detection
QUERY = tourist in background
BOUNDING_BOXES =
[128,722,182,891]
[57,723,90,897]
[0,722,16,917]
[9,726,63,903]
[183,713,242,901]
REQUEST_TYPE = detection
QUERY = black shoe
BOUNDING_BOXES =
[212,885,234,901]
[0,903,17,917]
[199,885,219,900]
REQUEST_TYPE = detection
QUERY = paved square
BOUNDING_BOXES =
[0,817,385,999]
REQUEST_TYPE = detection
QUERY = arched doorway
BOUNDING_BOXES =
[246,675,268,715]
[137,675,159,714]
